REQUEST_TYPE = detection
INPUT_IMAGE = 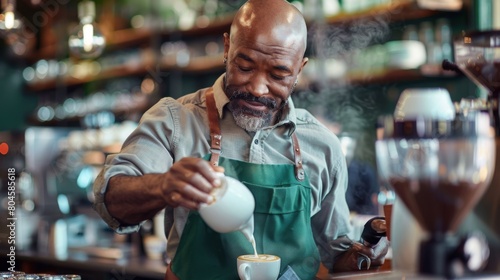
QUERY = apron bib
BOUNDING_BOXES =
[167,89,320,279]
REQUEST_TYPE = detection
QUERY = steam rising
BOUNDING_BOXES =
[294,13,392,164]
[311,16,390,59]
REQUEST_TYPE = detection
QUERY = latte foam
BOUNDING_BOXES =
[238,254,280,262]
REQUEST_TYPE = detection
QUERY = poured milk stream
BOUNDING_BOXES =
[240,217,258,257]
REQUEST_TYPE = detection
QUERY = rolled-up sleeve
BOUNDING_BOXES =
[92,98,178,233]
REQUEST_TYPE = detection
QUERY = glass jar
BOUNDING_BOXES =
[24,275,41,280]
[62,276,81,280]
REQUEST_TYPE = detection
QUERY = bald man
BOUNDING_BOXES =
[93,0,388,279]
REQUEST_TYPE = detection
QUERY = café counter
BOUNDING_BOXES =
[1,250,166,280]
[4,250,394,279]
[0,251,396,280]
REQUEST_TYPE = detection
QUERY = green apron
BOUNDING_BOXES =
[169,89,320,279]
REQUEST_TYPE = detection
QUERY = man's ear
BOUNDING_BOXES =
[298,57,309,75]
[223,32,230,60]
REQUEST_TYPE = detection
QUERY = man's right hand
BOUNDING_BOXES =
[161,157,224,210]
[104,157,224,226]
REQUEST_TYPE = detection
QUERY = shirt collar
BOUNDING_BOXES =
[212,74,230,119]
[211,74,298,134]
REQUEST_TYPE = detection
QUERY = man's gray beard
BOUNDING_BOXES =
[233,113,269,132]
[228,103,272,132]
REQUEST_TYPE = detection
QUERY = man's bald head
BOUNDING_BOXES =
[222,0,309,131]
[229,0,308,56]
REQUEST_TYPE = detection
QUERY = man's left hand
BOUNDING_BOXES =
[332,237,390,272]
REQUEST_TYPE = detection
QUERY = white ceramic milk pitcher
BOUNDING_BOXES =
[198,173,255,239]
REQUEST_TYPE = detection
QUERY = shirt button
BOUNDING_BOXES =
[254,139,259,145]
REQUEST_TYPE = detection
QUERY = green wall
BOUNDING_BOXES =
[0,43,38,132]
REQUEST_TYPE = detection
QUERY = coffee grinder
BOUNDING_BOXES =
[375,30,500,278]
[446,30,500,273]
[377,112,495,278]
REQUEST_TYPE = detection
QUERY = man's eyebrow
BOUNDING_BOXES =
[273,65,292,72]
[236,53,253,62]
[236,53,291,73]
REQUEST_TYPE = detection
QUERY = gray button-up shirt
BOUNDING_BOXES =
[93,74,352,269]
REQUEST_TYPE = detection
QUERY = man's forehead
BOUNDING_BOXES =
[230,41,302,67]
[230,26,305,56]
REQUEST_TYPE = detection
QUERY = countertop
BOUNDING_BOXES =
[14,250,394,279]
[14,251,400,280]
[14,250,167,279]
[315,260,392,279]
[11,251,499,279]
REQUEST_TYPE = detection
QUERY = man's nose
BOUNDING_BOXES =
[248,73,269,96]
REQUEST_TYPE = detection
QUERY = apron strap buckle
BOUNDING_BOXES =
[206,88,222,167]
[292,133,305,181]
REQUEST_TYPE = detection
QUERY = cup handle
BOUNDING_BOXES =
[238,263,251,280]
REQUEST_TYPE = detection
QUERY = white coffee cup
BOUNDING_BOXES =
[237,254,281,280]
[198,173,255,234]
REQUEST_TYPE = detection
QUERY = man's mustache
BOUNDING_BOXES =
[229,91,277,109]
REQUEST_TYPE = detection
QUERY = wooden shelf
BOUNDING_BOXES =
[161,53,225,73]
[27,63,151,91]
[178,15,233,37]
[347,65,458,85]
[27,101,151,127]
[300,65,458,91]
[23,14,234,63]
[324,0,452,25]
[108,28,154,49]
[27,53,225,92]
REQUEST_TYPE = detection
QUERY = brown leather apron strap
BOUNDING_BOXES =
[205,88,222,167]
[292,133,305,181]
[164,263,179,280]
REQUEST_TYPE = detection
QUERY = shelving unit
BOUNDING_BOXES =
[24,12,233,92]
[20,4,235,126]
[22,0,470,129]
[23,13,234,62]
[305,0,464,88]
[25,0,466,92]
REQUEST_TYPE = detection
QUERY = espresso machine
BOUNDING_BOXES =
[447,30,500,274]
[375,30,500,278]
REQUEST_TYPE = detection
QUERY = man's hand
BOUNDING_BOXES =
[105,157,224,225]
[332,237,390,272]
[161,157,224,210]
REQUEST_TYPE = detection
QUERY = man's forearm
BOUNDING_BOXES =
[105,174,168,226]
